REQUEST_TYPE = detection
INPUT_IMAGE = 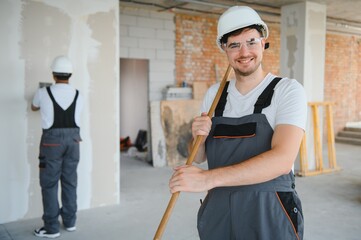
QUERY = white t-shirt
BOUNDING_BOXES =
[201,73,307,130]
[32,83,84,129]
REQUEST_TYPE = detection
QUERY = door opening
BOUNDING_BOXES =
[119,58,149,160]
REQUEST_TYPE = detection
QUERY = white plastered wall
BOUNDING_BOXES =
[0,0,120,224]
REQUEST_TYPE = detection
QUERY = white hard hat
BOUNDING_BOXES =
[51,55,73,73]
[216,6,269,50]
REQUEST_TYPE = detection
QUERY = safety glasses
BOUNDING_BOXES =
[223,37,264,52]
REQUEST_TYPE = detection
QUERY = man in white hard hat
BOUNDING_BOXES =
[32,56,84,238]
[169,6,306,239]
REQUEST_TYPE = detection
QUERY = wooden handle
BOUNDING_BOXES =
[153,65,232,240]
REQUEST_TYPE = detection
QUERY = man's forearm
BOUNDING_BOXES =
[208,149,292,188]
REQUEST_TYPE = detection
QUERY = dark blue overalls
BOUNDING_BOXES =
[197,78,304,240]
[38,87,81,233]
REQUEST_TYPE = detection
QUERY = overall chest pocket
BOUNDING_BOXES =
[213,122,257,139]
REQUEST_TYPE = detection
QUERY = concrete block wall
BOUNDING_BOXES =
[119,6,176,101]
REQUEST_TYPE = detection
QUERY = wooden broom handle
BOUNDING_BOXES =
[153,65,232,240]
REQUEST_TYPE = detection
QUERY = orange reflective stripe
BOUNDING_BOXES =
[275,192,300,240]
[42,143,61,147]
[213,134,256,139]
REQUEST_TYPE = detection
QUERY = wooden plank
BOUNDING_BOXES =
[311,104,323,171]
[326,104,337,168]
[192,81,209,100]
[296,167,341,177]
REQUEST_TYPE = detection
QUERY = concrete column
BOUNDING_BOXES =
[280,2,327,170]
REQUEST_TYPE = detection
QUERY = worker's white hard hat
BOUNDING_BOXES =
[51,55,73,73]
[216,6,269,50]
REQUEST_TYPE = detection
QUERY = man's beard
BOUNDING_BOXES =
[233,61,262,77]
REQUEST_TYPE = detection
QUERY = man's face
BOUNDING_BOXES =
[223,28,265,77]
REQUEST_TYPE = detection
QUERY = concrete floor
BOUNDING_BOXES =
[1,142,360,240]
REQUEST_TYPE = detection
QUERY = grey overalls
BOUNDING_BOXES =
[38,87,81,233]
[197,78,304,240]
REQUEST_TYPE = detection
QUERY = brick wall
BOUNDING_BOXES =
[262,23,280,75]
[325,34,361,132]
[175,14,228,86]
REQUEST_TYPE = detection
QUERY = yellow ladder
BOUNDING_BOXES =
[298,102,341,176]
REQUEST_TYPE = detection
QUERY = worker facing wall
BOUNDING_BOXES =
[0,0,120,224]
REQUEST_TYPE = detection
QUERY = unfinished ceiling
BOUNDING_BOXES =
[119,0,361,35]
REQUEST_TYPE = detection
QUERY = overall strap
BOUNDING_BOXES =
[253,77,282,114]
[46,86,56,104]
[214,81,230,117]
[46,87,79,106]
[46,87,79,129]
